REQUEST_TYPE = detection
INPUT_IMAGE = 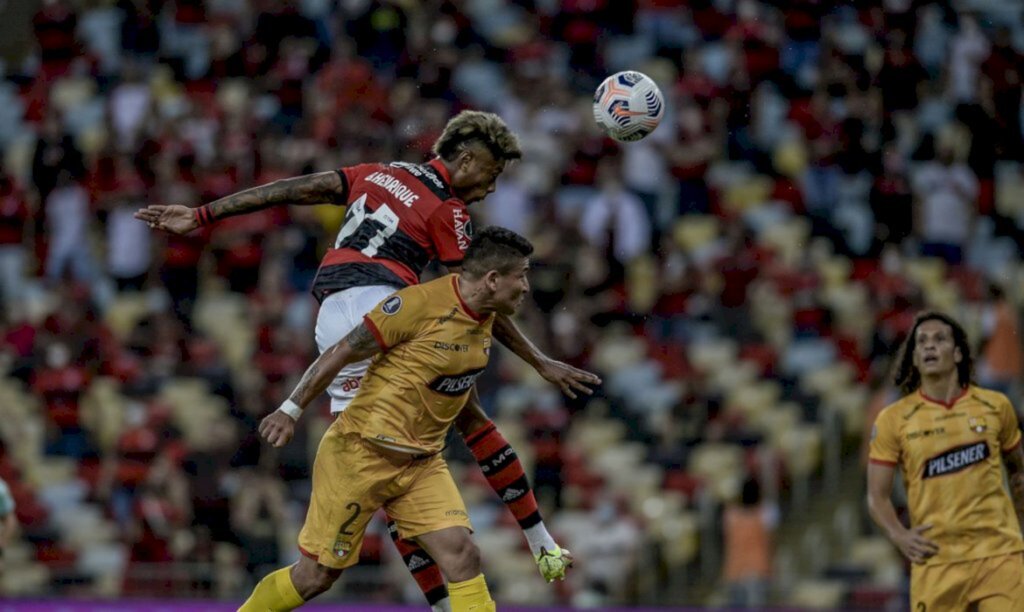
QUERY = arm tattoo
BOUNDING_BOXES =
[345,323,381,361]
[286,324,381,407]
[208,171,344,219]
[288,360,324,406]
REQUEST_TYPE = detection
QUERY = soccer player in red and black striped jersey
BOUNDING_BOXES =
[136,111,596,609]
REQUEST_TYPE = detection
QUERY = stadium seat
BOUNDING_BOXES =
[848,536,904,588]
[759,216,811,268]
[688,443,743,502]
[687,338,738,374]
[788,579,846,608]
[80,378,126,453]
[707,360,759,395]
[904,257,947,292]
[104,294,150,340]
[671,215,720,256]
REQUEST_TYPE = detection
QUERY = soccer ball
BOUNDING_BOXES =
[592,71,665,142]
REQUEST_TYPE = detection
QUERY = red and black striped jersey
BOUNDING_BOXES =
[311,159,472,302]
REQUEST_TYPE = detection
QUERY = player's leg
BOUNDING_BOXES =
[910,561,970,612]
[455,398,571,581]
[417,527,495,612]
[240,426,385,609]
[387,456,495,612]
[386,517,450,612]
[315,285,399,412]
[970,552,1024,611]
[238,557,342,611]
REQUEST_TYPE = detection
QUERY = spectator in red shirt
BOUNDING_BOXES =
[33,0,79,76]
[33,341,92,458]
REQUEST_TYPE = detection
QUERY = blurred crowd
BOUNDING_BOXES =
[1,0,1024,607]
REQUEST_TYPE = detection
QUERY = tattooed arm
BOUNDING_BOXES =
[287,322,382,408]
[135,171,346,235]
[1004,442,1024,533]
[259,322,382,448]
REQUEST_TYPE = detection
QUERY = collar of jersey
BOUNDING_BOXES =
[918,386,969,409]
[428,158,454,196]
[451,275,489,323]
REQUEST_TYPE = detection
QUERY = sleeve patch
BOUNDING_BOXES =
[381,295,403,315]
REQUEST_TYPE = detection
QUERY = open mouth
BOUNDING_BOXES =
[923,355,939,365]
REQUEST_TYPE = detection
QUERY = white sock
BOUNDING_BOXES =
[524,522,558,557]
[431,597,452,612]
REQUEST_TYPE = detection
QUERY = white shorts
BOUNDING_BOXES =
[314,284,400,413]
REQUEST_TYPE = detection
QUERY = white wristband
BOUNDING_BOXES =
[278,399,303,421]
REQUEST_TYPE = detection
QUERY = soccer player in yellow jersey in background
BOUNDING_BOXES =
[240,227,538,612]
[868,311,1024,611]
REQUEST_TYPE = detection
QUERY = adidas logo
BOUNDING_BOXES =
[502,487,524,502]
[407,555,429,571]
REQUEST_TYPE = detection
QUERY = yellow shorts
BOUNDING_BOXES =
[297,425,471,569]
[911,552,1024,611]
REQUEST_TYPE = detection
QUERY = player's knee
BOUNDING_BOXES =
[446,537,482,582]
[290,558,343,600]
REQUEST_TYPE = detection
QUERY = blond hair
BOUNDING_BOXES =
[432,111,522,162]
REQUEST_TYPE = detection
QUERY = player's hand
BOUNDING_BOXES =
[535,358,601,400]
[259,410,297,448]
[895,524,939,564]
[134,204,200,235]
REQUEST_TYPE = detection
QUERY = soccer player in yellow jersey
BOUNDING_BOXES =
[868,311,1024,611]
[239,227,538,612]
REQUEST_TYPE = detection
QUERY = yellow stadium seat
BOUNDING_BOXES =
[759,217,811,268]
[672,215,720,254]
[687,338,738,373]
[817,256,851,290]
[688,443,744,501]
[904,257,947,291]
[721,175,773,215]
[104,294,150,340]
[788,579,846,608]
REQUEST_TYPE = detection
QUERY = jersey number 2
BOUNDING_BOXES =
[335,193,400,257]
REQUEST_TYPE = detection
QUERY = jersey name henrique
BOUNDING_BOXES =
[312,159,471,302]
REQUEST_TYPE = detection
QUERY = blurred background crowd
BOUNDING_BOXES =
[1,0,1023,608]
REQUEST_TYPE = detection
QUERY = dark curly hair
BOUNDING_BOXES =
[893,311,974,394]
[432,111,522,163]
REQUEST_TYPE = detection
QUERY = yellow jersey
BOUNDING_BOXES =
[869,385,1024,566]
[340,274,494,454]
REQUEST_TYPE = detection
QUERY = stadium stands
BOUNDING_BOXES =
[0,0,1023,608]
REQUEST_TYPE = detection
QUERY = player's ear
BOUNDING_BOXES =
[456,147,475,173]
[954,346,963,363]
[484,269,500,291]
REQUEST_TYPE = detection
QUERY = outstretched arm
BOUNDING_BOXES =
[492,313,602,399]
[1003,442,1024,534]
[135,171,346,235]
[259,322,382,447]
